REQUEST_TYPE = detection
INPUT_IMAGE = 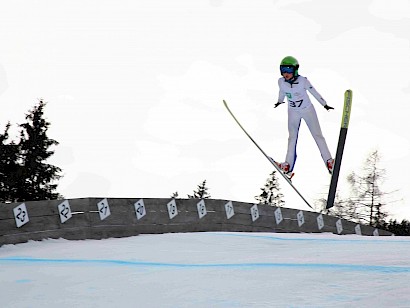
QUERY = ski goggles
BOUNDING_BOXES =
[280,66,295,74]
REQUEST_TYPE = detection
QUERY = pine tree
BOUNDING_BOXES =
[255,171,285,207]
[171,191,179,198]
[188,180,210,199]
[0,123,21,202]
[383,219,410,236]
[17,100,62,201]
[0,100,63,202]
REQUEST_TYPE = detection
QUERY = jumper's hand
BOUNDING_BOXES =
[274,102,284,108]
[324,105,334,111]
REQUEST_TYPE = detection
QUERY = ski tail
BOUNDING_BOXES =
[326,90,353,209]
[223,100,313,209]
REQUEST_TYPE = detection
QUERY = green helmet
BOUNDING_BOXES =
[280,56,299,76]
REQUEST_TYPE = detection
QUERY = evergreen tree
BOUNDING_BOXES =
[0,123,21,202]
[17,100,62,201]
[171,191,179,198]
[383,219,410,236]
[255,171,285,207]
[188,180,210,199]
[0,100,63,202]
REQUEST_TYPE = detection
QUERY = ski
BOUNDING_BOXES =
[223,100,313,209]
[326,90,353,209]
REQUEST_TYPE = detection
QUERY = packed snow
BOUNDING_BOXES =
[1,232,410,307]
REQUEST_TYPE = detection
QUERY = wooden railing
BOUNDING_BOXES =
[0,198,392,246]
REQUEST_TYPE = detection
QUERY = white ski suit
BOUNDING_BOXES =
[277,75,332,172]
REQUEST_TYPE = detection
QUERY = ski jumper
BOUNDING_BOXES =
[277,75,332,172]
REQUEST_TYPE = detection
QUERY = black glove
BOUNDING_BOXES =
[274,102,284,108]
[324,105,334,111]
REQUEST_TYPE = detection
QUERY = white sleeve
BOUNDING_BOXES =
[305,78,327,106]
[277,79,286,103]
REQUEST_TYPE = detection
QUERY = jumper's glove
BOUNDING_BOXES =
[274,102,284,108]
[324,105,334,111]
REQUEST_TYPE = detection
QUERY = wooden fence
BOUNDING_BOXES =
[0,198,392,246]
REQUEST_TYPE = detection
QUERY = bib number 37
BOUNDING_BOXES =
[290,99,303,108]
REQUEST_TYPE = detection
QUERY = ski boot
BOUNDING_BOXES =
[276,161,294,181]
[326,159,334,175]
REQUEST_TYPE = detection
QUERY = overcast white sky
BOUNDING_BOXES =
[1,0,409,220]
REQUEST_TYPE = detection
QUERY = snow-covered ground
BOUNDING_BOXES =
[1,232,410,307]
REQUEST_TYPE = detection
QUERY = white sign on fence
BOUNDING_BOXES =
[251,204,259,222]
[134,199,146,220]
[275,207,283,225]
[167,199,178,219]
[58,200,72,224]
[13,203,29,228]
[225,201,235,219]
[317,214,324,230]
[97,198,111,221]
[297,210,304,227]
[197,200,207,219]
[355,224,362,236]
[336,219,343,234]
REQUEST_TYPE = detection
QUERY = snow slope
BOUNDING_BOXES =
[1,232,409,307]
